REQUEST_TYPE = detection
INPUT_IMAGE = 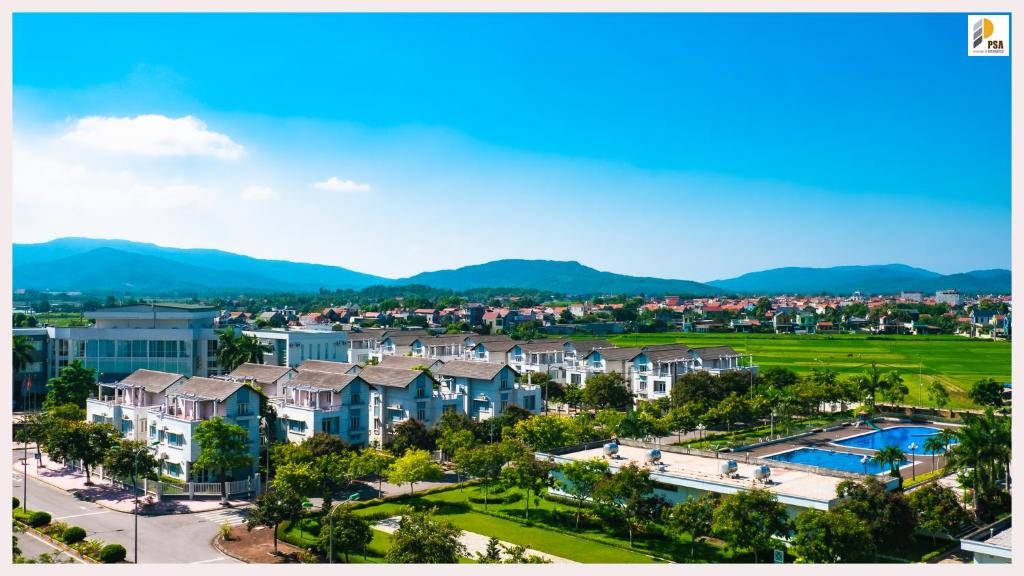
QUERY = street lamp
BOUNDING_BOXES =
[860,454,869,475]
[696,423,706,443]
[133,441,160,564]
[328,493,361,563]
[908,442,918,480]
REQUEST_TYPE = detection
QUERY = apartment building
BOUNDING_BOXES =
[361,366,452,447]
[273,369,369,447]
[243,328,349,368]
[87,369,187,441]
[434,360,541,419]
[227,362,296,397]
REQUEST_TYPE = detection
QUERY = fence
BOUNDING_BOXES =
[60,459,259,500]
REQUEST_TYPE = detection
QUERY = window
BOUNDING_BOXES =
[416,403,426,422]
[287,419,307,434]
[350,392,361,405]
[654,382,666,393]
[237,402,250,416]
[322,417,338,434]
[571,373,582,385]
[149,425,156,439]
[349,413,361,431]
[167,433,185,447]
[523,396,536,411]
[416,384,426,398]
[121,420,133,434]
[500,378,510,390]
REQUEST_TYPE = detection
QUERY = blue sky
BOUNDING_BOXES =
[12,13,1011,281]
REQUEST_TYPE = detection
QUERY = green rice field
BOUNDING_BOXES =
[600,332,1010,409]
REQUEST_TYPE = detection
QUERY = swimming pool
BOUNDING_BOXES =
[832,426,953,452]
[764,447,908,475]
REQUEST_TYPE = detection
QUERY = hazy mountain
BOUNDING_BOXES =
[397,259,721,296]
[13,238,388,292]
[708,264,1010,295]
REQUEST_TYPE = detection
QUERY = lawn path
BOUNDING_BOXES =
[373,516,576,564]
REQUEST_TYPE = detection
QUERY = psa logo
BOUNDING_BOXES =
[968,15,1009,56]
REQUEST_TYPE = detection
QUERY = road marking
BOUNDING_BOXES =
[191,557,229,564]
[55,511,110,520]
[22,530,83,563]
[195,508,249,526]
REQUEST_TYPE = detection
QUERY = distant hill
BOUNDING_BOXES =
[709,264,1010,295]
[397,259,720,296]
[13,238,388,292]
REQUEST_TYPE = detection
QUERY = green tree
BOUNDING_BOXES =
[711,489,791,563]
[237,334,273,365]
[386,449,443,495]
[476,536,503,563]
[558,458,610,530]
[594,462,657,546]
[791,509,875,563]
[834,477,917,556]
[500,452,556,521]
[968,378,1004,408]
[350,449,396,497]
[927,381,951,410]
[582,372,633,410]
[316,507,373,562]
[880,371,909,408]
[665,493,719,557]
[246,486,303,554]
[386,418,435,456]
[102,439,162,486]
[385,509,467,563]
[945,409,1011,521]
[437,428,476,487]
[908,483,971,543]
[13,335,34,373]
[215,328,246,373]
[923,435,946,470]
[460,443,508,509]
[871,446,907,488]
[193,417,254,500]
[44,360,96,409]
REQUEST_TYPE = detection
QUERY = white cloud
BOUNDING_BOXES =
[62,114,244,160]
[312,176,372,193]
[241,185,276,202]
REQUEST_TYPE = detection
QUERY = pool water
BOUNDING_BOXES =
[765,447,907,475]
[832,426,954,452]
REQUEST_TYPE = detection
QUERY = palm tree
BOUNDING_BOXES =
[945,410,1010,522]
[216,328,245,373]
[238,334,273,365]
[13,336,34,373]
[923,435,945,471]
[856,363,884,412]
[872,446,907,488]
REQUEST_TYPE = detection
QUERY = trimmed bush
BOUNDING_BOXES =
[99,543,127,563]
[13,497,19,509]
[63,526,87,544]
[27,511,52,528]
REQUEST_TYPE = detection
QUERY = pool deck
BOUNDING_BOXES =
[742,420,960,479]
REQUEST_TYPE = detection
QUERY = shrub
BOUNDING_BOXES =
[40,521,69,539]
[27,511,52,528]
[63,526,87,544]
[219,523,233,541]
[13,508,32,523]
[99,543,127,563]
[13,497,19,509]
[73,539,104,559]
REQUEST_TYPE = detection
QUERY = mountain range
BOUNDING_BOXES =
[12,238,1011,296]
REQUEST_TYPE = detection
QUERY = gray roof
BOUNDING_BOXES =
[299,360,359,375]
[385,334,424,346]
[472,340,520,354]
[287,370,359,392]
[435,360,515,380]
[586,347,644,362]
[168,377,251,402]
[347,332,381,342]
[643,346,693,363]
[566,339,614,353]
[517,340,570,353]
[422,334,473,346]
[692,346,740,360]
[358,366,431,389]
[378,356,441,371]
[120,369,186,394]
[229,363,294,384]
[469,334,513,343]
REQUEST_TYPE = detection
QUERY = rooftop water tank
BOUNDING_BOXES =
[720,460,738,475]
[754,465,772,482]
[603,442,619,457]
[646,449,662,464]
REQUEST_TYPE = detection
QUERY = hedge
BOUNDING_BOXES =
[27,511,52,528]
[63,526,87,544]
[99,544,127,563]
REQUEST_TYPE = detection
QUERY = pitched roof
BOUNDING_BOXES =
[692,346,740,360]
[566,339,614,353]
[643,347,693,363]
[472,340,520,354]
[358,366,429,388]
[168,377,251,401]
[120,369,185,393]
[378,356,441,371]
[435,360,514,380]
[385,333,424,346]
[299,360,358,375]
[586,347,644,361]
[229,363,294,384]
[518,339,570,353]
[287,370,359,392]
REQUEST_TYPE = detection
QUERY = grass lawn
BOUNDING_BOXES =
[600,332,1009,409]
[350,485,735,563]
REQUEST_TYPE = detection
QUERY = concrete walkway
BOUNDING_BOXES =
[14,450,250,514]
[373,516,574,563]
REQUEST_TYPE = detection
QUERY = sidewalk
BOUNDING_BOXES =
[373,516,574,563]
[15,451,251,515]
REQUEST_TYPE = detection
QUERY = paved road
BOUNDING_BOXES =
[13,451,241,564]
